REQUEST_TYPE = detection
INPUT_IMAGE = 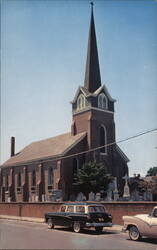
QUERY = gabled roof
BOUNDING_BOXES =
[71,84,116,104]
[116,144,130,163]
[1,132,86,168]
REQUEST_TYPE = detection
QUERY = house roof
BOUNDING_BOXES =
[1,132,86,168]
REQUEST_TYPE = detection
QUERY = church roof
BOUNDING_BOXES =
[71,85,116,104]
[116,144,130,163]
[84,4,101,93]
[1,132,86,168]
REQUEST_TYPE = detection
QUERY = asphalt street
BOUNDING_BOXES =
[0,219,156,249]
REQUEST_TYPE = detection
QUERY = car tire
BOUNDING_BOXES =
[129,226,141,241]
[47,218,55,229]
[73,221,81,233]
[95,226,103,233]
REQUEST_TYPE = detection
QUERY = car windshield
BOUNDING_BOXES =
[88,206,105,213]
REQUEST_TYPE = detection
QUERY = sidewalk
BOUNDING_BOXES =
[0,214,123,232]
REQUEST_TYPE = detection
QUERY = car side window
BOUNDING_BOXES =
[60,206,66,212]
[67,206,74,213]
[76,206,85,213]
[153,209,157,218]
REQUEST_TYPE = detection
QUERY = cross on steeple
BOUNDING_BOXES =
[84,2,101,93]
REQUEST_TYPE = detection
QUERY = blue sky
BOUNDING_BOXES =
[1,0,157,176]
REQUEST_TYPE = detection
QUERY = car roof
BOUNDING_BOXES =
[62,202,104,206]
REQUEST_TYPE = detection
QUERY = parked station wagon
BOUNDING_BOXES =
[45,202,112,233]
[122,206,157,241]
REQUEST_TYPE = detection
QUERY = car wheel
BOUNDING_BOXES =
[73,221,81,233]
[95,226,103,233]
[47,219,54,229]
[129,226,141,241]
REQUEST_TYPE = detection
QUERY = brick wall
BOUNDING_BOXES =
[0,202,156,224]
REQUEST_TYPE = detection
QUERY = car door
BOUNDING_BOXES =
[62,205,74,227]
[149,208,157,238]
[55,205,67,226]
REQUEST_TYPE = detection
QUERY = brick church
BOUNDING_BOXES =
[0,5,129,202]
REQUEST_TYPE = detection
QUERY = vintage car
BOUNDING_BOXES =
[122,206,157,241]
[45,202,112,233]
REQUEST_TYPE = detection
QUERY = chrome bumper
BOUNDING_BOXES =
[85,222,112,227]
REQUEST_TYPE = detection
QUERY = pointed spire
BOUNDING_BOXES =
[84,2,101,93]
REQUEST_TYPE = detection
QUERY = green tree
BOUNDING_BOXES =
[147,167,157,176]
[75,161,113,195]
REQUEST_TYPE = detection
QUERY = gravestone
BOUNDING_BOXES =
[76,192,86,201]
[106,190,112,201]
[106,180,114,201]
[113,177,119,201]
[131,190,140,201]
[143,191,153,201]
[52,190,63,201]
[122,174,130,200]
[31,195,35,202]
[42,194,46,202]
[146,191,153,201]
[7,197,11,202]
[35,195,39,202]
[88,191,95,201]
[95,193,101,201]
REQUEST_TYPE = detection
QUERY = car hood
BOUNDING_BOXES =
[135,214,149,220]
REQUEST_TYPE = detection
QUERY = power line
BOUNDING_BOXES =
[2,128,156,167]
[40,128,157,164]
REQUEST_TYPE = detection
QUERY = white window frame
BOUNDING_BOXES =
[77,94,85,110]
[98,93,108,109]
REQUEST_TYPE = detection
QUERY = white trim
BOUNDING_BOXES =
[71,86,89,104]
[73,106,114,116]
[71,86,82,104]
[93,85,116,102]
[98,93,108,109]
[71,85,116,104]
[77,94,86,110]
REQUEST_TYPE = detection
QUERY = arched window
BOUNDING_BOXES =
[48,168,54,186]
[98,93,108,109]
[77,94,85,110]
[17,173,21,187]
[100,125,107,154]
[73,158,79,182]
[5,175,8,191]
[32,170,36,186]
